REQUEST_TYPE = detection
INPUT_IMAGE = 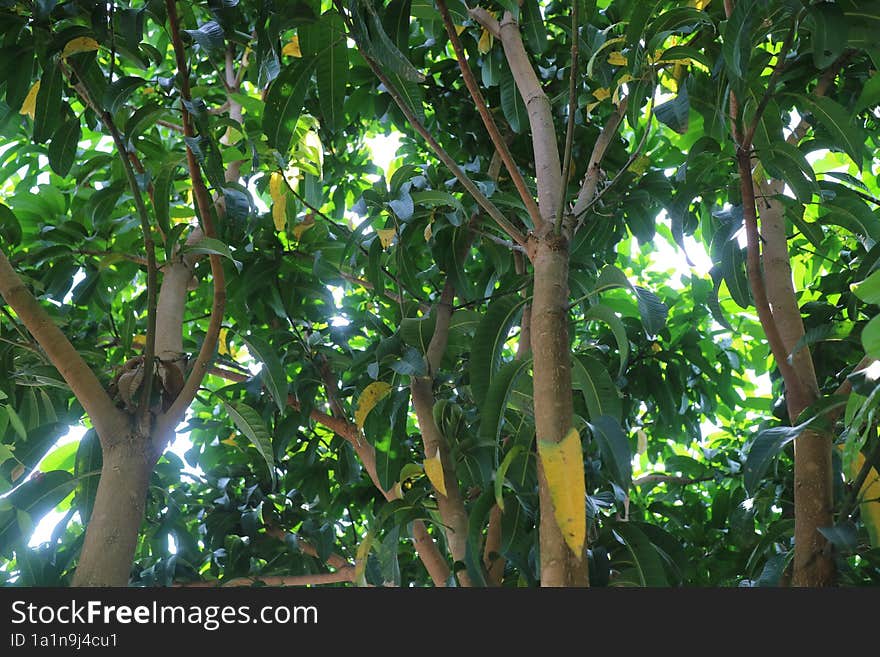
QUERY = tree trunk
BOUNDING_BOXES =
[757,178,834,586]
[72,438,155,586]
[530,235,588,586]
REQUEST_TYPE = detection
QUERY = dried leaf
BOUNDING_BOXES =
[478,29,493,54]
[292,213,315,241]
[282,35,302,57]
[377,228,396,249]
[607,51,627,66]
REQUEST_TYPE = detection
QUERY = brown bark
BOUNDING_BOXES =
[531,236,588,586]
[178,569,355,587]
[72,439,158,586]
[483,504,505,585]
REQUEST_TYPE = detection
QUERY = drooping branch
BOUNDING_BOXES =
[334,0,526,247]
[0,251,127,442]
[472,8,562,229]
[436,0,542,229]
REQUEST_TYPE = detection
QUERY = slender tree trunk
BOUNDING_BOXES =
[72,438,156,586]
[530,236,588,586]
[757,178,834,586]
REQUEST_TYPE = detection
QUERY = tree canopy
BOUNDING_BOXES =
[0,0,879,587]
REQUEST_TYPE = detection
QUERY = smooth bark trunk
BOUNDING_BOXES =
[72,439,155,586]
[530,236,588,586]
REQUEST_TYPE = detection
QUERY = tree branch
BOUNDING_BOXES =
[176,569,356,587]
[556,0,580,233]
[334,0,527,247]
[0,251,127,442]
[157,0,228,436]
[436,0,542,229]
[475,9,562,230]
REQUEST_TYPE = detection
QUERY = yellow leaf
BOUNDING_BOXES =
[61,36,100,58]
[221,433,238,447]
[269,172,286,203]
[478,29,493,54]
[693,0,711,9]
[842,448,880,548]
[273,203,287,232]
[282,35,302,57]
[454,24,466,35]
[377,228,396,249]
[592,87,611,101]
[131,334,146,347]
[423,451,447,497]
[607,51,627,66]
[636,429,648,456]
[354,381,392,428]
[19,80,40,120]
[423,220,433,241]
[218,327,230,356]
[292,213,315,241]
[537,427,586,557]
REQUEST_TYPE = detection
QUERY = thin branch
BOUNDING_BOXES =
[176,569,356,587]
[474,8,562,229]
[633,473,715,487]
[334,0,527,247]
[156,119,185,133]
[68,61,159,427]
[571,96,630,223]
[573,94,652,232]
[556,0,579,234]
[157,0,228,435]
[469,227,526,253]
[741,14,799,151]
[436,0,541,229]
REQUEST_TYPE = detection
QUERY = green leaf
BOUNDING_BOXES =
[809,1,848,68]
[33,60,62,144]
[47,116,81,177]
[74,428,101,526]
[861,314,880,359]
[633,286,669,336]
[494,445,524,511]
[102,75,146,114]
[183,20,226,55]
[760,142,818,203]
[854,73,880,115]
[654,85,689,134]
[852,269,880,305]
[721,0,759,88]
[0,470,75,555]
[744,424,807,495]
[410,190,464,213]
[263,58,317,154]
[572,354,622,423]
[797,94,865,169]
[240,334,288,413]
[478,358,532,448]
[300,12,348,133]
[500,67,527,134]
[521,0,548,54]
[399,313,436,355]
[587,415,632,491]
[612,522,669,586]
[470,296,526,406]
[464,488,493,586]
[720,239,751,309]
[183,237,242,271]
[583,304,629,379]
[591,265,632,295]
[222,401,276,487]
[820,194,880,245]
